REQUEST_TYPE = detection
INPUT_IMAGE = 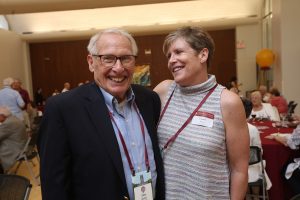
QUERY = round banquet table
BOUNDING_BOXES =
[250,120,300,200]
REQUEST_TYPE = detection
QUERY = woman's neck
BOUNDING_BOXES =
[253,104,263,111]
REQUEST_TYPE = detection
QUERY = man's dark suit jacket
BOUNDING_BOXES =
[37,82,165,200]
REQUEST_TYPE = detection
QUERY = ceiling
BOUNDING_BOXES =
[0,0,264,42]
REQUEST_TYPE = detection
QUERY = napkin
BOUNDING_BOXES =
[285,158,300,179]
[270,133,289,137]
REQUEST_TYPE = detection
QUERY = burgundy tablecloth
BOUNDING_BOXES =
[251,120,300,200]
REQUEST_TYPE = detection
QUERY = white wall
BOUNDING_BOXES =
[0,29,32,96]
[236,0,300,115]
[272,0,300,114]
[236,24,262,97]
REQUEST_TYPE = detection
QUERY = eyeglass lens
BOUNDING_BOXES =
[99,55,135,67]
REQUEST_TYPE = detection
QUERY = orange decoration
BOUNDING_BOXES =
[256,48,275,70]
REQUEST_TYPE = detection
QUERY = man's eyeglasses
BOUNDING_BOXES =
[92,55,136,68]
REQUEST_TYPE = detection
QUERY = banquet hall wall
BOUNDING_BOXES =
[28,29,236,98]
[0,0,299,114]
[0,29,31,91]
[0,25,261,99]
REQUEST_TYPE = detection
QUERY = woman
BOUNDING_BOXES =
[154,26,249,199]
[242,98,272,197]
[269,87,288,115]
[250,90,280,121]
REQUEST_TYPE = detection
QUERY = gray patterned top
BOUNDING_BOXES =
[158,75,230,200]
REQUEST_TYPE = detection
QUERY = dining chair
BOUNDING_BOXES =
[287,101,298,121]
[6,118,41,186]
[246,146,269,200]
[0,174,32,200]
[6,135,40,186]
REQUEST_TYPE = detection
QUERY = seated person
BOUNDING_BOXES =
[250,91,280,121]
[269,87,288,115]
[26,101,38,130]
[52,89,60,96]
[258,85,271,103]
[0,106,27,171]
[266,114,300,195]
[242,98,272,198]
[227,76,242,96]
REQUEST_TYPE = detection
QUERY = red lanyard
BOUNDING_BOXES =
[159,83,218,152]
[109,103,150,176]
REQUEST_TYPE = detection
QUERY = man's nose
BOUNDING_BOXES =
[112,59,125,72]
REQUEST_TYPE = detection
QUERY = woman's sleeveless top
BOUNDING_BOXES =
[158,75,230,199]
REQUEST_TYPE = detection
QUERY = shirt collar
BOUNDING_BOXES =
[99,87,135,113]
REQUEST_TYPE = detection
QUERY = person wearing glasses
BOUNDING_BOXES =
[38,28,165,200]
[154,26,249,199]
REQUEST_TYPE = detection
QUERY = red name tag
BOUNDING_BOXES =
[195,111,214,119]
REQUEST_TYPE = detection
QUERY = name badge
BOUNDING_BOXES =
[132,171,153,200]
[191,111,214,128]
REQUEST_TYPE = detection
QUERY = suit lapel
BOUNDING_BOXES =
[133,87,156,143]
[83,83,127,188]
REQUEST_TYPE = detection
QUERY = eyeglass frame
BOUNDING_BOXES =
[92,54,137,68]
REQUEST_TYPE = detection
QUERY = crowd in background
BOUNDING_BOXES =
[227,78,289,122]
[227,78,300,197]
[0,77,81,173]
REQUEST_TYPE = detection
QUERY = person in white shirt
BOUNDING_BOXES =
[242,98,272,199]
[250,90,280,121]
[61,82,71,93]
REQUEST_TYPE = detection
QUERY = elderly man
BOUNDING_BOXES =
[0,106,27,171]
[38,28,165,200]
[258,85,271,103]
[12,78,31,109]
[0,77,25,121]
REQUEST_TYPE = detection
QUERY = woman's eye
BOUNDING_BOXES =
[174,50,183,55]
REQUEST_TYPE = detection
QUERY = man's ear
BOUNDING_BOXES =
[199,48,209,63]
[87,55,95,72]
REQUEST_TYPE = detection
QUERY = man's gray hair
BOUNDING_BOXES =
[0,106,11,117]
[2,77,14,86]
[87,28,138,55]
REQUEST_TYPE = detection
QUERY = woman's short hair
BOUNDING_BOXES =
[87,28,138,55]
[163,26,215,67]
[270,87,280,96]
